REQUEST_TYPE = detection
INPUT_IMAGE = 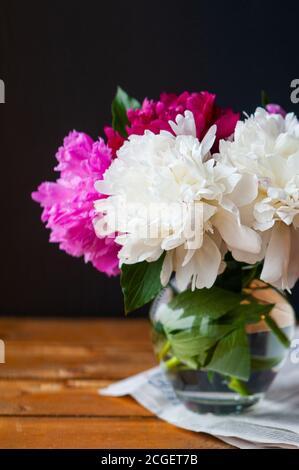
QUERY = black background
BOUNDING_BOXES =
[1,0,299,317]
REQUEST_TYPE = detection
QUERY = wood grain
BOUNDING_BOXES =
[0,417,229,449]
[0,341,155,379]
[0,318,150,342]
[0,380,152,417]
[0,318,231,449]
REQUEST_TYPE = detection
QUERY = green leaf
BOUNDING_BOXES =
[251,356,282,372]
[153,321,164,334]
[169,286,244,321]
[120,254,165,314]
[206,328,251,381]
[223,302,274,327]
[111,86,140,137]
[156,287,279,379]
[164,312,238,368]
[160,286,247,368]
[166,329,217,367]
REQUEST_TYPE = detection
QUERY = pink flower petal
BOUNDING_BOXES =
[32,131,120,276]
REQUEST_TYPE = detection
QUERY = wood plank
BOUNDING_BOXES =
[0,417,231,449]
[0,319,156,379]
[0,318,232,449]
[0,341,156,380]
[0,318,150,343]
[0,379,152,417]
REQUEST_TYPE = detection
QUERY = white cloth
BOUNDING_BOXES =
[99,328,299,449]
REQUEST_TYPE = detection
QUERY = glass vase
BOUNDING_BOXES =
[150,281,295,415]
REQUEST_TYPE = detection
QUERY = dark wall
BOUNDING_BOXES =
[1,0,299,316]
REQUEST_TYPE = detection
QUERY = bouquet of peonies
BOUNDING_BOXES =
[33,88,297,412]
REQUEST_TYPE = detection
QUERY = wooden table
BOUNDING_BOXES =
[0,318,230,449]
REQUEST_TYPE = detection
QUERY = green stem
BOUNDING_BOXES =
[261,90,270,107]
[228,377,252,396]
[164,356,181,370]
[158,340,171,361]
[264,315,290,348]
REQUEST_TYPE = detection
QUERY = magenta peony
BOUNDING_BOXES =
[266,103,286,117]
[32,131,119,276]
[105,91,240,155]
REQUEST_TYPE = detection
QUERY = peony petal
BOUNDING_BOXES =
[174,246,195,291]
[253,200,276,231]
[214,109,240,141]
[213,209,261,254]
[160,251,173,286]
[32,131,119,276]
[260,222,291,288]
[193,234,222,289]
[199,124,217,157]
[286,226,299,289]
[182,248,196,267]
[228,174,258,207]
[202,202,218,223]
[168,110,197,137]
[231,229,269,264]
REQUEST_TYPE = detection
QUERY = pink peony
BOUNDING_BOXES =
[105,91,240,155]
[266,103,287,117]
[32,131,119,276]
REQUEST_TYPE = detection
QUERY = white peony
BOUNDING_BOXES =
[219,107,299,291]
[94,111,261,291]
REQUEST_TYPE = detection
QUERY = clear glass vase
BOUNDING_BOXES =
[150,281,295,415]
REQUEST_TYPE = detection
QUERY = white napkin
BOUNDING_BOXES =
[100,328,299,449]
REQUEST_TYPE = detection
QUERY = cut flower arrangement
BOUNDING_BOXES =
[33,88,297,414]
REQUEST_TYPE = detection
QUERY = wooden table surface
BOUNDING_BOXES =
[0,318,231,449]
